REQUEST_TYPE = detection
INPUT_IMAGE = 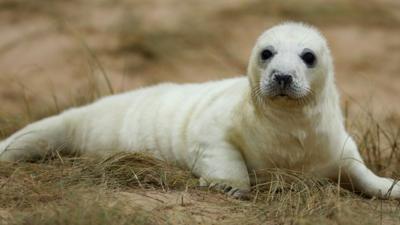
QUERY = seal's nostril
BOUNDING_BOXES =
[274,74,293,87]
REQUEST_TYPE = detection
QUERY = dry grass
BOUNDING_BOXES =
[1,113,400,224]
[347,111,400,178]
[0,153,196,208]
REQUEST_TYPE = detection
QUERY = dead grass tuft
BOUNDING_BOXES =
[349,112,400,178]
[0,145,399,224]
[0,152,197,208]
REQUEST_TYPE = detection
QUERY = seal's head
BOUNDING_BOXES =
[248,22,334,107]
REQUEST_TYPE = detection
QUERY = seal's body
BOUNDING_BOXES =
[1,22,399,199]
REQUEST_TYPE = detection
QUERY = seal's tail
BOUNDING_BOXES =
[0,112,77,161]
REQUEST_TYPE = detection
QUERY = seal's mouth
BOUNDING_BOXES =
[266,86,300,99]
[260,83,311,101]
[253,83,313,106]
[275,87,293,97]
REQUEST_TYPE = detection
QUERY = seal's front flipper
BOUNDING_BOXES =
[191,143,251,200]
[199,177,251,200]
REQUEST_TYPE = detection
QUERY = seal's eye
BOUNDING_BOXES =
[300,50,316,67]
[260,49,273,61]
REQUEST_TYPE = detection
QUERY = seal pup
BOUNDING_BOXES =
[1,22,399,199]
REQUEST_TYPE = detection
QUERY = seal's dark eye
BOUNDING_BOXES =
[300,50,316,67]
[261,49,273,61]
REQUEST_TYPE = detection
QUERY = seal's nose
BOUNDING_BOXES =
[274,74,293,88]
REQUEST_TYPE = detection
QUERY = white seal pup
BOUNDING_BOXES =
[0,22,399,199]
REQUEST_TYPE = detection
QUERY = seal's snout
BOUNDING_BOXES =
[273,74,293,88]
[271,70,295,89]
[260,68,307,99]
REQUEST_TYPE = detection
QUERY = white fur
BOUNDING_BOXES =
[0,22,399,199]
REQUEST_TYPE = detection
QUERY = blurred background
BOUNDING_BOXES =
[0,0,399,123]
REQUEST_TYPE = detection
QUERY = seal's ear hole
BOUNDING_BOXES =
[300,49,316,68]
